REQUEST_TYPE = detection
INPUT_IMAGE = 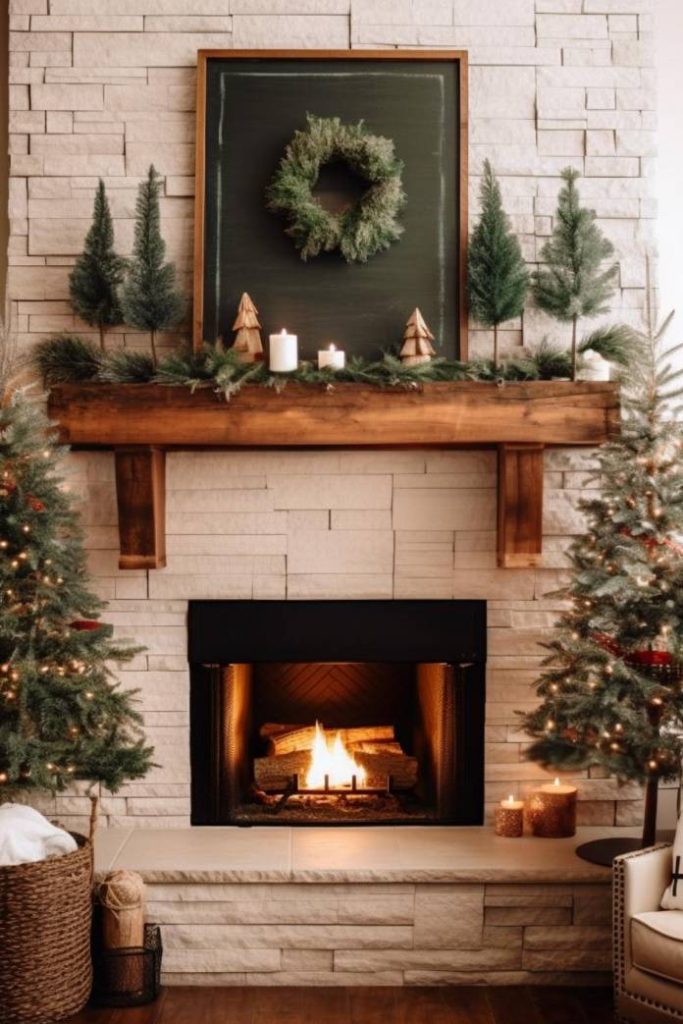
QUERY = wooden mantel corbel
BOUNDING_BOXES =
[47,381,620,572]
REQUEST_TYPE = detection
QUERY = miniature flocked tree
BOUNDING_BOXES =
[229,292,264,363]
[69,180,126,353]
[399,308,436,367]
[522,278,683,863]
[0,369,153,829]
[533,167,618,381]
[468,160,529,369]
[121,165,184,366]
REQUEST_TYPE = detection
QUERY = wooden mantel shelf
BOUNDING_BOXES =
[48,381,620,571]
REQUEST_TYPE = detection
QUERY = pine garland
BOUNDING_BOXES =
[266,114,406,263]
[35,331,636,400]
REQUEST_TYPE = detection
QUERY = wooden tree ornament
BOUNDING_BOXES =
[400,308,436,366]
[230,292,264,363]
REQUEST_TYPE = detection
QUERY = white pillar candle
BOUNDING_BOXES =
[318,343,346,371]
[269,329,298,372]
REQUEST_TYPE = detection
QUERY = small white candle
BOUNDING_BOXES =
[501,794,524,810]
[269,328,298,372]
[318,343,346,371]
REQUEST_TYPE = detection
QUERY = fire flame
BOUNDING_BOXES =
[305,721,367,789]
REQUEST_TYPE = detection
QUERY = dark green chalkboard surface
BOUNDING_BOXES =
[195,51,467,360]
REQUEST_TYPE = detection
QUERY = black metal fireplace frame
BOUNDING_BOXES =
[189,599,486,827]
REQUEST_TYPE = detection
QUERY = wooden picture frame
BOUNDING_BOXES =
[193,49,469,359]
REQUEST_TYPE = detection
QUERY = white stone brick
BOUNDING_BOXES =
[46,111,74,133]
[166,176,194,197]
[537,130,585,156]
[8,179,28,220]
[609,14,638,33]
[617,129,656,156]
[105,84,194,112]
[288,530,393,575]
[10,31,72,51]
[287,575,393,599]
[584,155,639,176]
[9,110,45,133]
[452,0,534,24]
[270,476,391,511]
[466,47,562,68]
[31,134,123,155]
[584,0,651,11]
[31,15,143,30]
[125,142,194,176]
[417,26,535,46]
[51,0,232,9]
[9,85,30,111]
[537,86,586,119]
[537,14,607,38]
[232,14,348,47]
[331,511,392,530]
[31,83,104,110]
[470,67,536,120]
[74,34,232,68]
[587,88,615,109]
[536,0,582,10]
[144,16,232,31]
[586,129,615,155]
[11,0,48,11]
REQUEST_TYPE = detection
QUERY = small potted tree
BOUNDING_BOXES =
[0,349,153,1022]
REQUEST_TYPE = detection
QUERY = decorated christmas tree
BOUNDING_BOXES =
[400,308,436,366]
[121,165,184,365]
[522,279,683,862]
[0,377,153,823]
[229,292,264,363]
[69,180,126,352]
[533,167,618,380]
[468,160,529,368]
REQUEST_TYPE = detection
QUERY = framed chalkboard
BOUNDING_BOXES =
[193,50,468,360]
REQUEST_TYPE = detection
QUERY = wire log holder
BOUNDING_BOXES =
[275,772,395,812]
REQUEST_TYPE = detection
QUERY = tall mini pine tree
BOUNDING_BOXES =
[533,167,618,380]
[468,160,529,368]
[121,165,184,365]
[0,387,153,820]
[522,278,683,858]
[69,180,126,352]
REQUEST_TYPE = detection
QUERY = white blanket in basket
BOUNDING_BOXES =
[0,803,77,866]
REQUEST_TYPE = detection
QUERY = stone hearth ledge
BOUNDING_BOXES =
[93,826,624,884]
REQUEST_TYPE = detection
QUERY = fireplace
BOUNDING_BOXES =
[189,600,485,826]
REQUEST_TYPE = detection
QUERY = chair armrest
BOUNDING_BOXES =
[614,844,672,991]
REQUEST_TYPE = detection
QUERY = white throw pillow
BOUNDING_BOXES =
[661,812,683,910]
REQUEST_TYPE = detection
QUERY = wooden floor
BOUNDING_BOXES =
[71,986,616,1023]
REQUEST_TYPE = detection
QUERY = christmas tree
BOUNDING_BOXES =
[69,180,126,352]
[468,160,529,368]
[522,277,683,860]
[121,165,184,365]
[533,167,618,380]
[0,382,153,822]
[229,293,264,363]
[400,308,436,366]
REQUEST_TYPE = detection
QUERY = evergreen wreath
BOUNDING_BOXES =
[266,114,406,264]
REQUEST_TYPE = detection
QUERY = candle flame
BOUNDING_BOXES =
[507,794,514,804]
[305,721,367,789]
[280,328,287,336]
[554,777,560,787]
[328,343,336,352]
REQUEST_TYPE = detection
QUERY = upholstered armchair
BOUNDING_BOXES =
[614,844,683,1023]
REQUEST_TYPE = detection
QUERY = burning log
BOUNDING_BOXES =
[253,749,418,793]
[261,723,396,756]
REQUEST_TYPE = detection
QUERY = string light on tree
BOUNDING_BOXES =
[522,268,683,865]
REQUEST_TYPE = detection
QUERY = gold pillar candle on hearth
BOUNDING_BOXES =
[495,795,524,837]
[527,777,577,838]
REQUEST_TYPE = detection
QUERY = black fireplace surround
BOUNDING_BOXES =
[189,600,486,826]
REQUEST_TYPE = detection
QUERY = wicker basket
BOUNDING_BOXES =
[0,833,93,1024]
